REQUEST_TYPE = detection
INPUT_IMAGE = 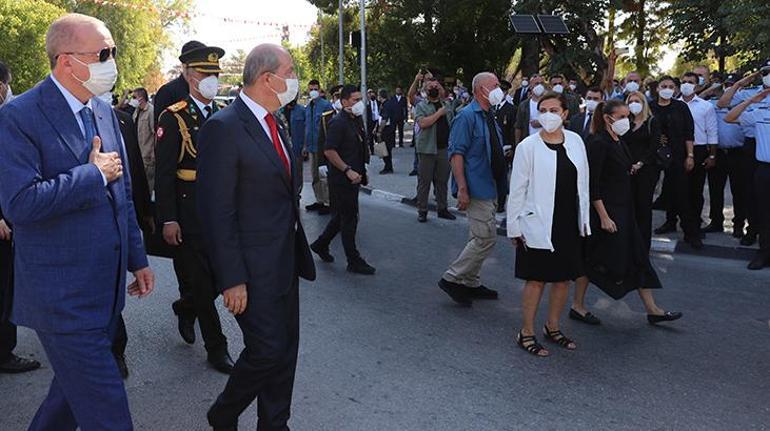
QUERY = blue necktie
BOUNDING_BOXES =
[79,106,97,148]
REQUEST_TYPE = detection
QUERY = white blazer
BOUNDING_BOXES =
[506,129,591,251]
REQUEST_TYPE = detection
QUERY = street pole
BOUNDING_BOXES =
[319,9,324,78]
[338,0,344,85]
[359,0,367,134]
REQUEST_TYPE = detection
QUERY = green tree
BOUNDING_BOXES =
[615,0,667,77]
[0,0,65,92]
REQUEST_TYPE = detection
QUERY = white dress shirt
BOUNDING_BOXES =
[50,75,107,186]
[680,95,718,146]
[239,92,291,162]
[527,98,541,136]
[190,95,214,118]
[370,99,381,122]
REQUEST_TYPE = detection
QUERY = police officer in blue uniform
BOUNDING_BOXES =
[725,60,770,270]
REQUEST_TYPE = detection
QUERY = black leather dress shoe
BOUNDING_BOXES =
[213,427,237,431]
[437,210,456,220]
[347,260,376,275]
[310,241,334,262]
[465,285,498,300]
[647,311,683,324]
[172,302,196,344]
[569,308,602,325]
[408,169,418,176]
[305,202,322,211]
[438,278,472,307]
[747,253,770,270]
[732,226,745,238]
[654,221,677,235]
[740,232,757,246]
[379,168,393,175]
[208,350,235,374]
[0,354,41,374]
[685,237,704,249]
[418,212,428,223]
[317,205,331,215]
[702,222,724,233]
[114,353,129,379]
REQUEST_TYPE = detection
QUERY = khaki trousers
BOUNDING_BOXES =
[443,199,497,287]
[310,152,329,205]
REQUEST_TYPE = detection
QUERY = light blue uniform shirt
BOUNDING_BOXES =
[739,105,770,162]
[710,99,744,148]
[731,86,770,138]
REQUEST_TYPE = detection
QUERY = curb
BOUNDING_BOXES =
[361,185,758,263]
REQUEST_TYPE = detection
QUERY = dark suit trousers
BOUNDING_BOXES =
[396,120,405,146]
[383,126,395,171]
[316,184,362,263]
[172,257,196,319]
[631,165,660,251]
[755,162,770,253]
[208,280,300,430]
[743,138,760,235]
[175,237,227,353]
[686,146,711,226]
[0,238,15,360]
[30,317,132,431]
[663,158,700,239]
[707,148,748,228]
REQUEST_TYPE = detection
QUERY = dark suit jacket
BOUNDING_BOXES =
[391,95,408,122]
[114,109,151,228]
[196,96,316,301]
[0,76,148,333]
[567,112,593,141]
[512,86,529,107]
[381,98,399,130]
[153,74,189,125]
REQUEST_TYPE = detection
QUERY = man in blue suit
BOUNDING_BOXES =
[197,43,316,431]
[0,14,154,430]
[304,79,333,214]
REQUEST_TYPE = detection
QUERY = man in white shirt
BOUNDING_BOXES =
[514,74,546,144]
[680,71,719,232]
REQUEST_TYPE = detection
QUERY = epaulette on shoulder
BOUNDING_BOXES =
[166,100,188,113]
[322,110,335,117]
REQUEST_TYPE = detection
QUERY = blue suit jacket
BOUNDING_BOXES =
[303,97,332,153]
[0,77,148,333]
[196,96,315,305]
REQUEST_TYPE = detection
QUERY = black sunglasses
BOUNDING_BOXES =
[62,46,117,63]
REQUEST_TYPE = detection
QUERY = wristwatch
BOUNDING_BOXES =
[343,165,352,173]
[708,155,716,160]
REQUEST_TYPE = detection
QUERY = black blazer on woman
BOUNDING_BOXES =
[587,130,633,207]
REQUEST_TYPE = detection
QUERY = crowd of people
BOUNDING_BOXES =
[0,10,769,431]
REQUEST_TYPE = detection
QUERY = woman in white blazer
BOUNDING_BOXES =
[506,92,591,357]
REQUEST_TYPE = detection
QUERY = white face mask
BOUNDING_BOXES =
[194,75,219,100]
[624,81,640,93]
[610,117,631,136]
[645,90,651,98]
[486,87,505,106]
[552,84,564,94]
[71,56,118,97]
[128,98,140,108]
[532,84,545,97]
[628,101,643,115]
[539,112,563,133]
[521,80,529,87]
[98,92,113,104]
[309,90,320,99]
[762,74,770,88]
[698,76,705,86]
[269,74,299,108]
[680,82,696,97]
[659,88,675,100]
[351,100,365,117]
[420,91,427,99]
[333,99,342,111]
[569,83,577,91]
[585,100,599,113]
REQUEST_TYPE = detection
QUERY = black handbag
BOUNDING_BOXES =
[656,142,672,169]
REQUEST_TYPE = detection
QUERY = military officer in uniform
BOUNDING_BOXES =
[155,44,234,373]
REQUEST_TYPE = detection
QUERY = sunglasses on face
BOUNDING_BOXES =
[62,46,117,63]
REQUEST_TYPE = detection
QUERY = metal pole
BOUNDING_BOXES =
[319,10,324,77]
[338,0,344,85]
[359,0,367,134]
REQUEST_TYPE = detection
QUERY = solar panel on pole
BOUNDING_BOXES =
[510,15,541,34]
[537,15,569,34]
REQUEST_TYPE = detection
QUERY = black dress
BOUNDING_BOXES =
[625,117,662,251]
[515,142,584,282]
[585,131,662,299]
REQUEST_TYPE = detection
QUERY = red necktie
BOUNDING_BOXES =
[264,113,291,176]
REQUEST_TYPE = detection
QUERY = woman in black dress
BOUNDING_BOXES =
[584,99,682,324]
[507,93,591,357]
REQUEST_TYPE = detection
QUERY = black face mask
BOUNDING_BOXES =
[370,95,376,101]
[427,88,439,98]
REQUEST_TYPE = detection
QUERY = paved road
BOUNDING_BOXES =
[1,189,769,430]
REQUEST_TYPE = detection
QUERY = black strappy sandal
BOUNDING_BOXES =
[543,325,577,350]
[516,331,549,357]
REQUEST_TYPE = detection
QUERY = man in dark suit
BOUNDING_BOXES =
[512,74,536,107]
[567,86,604,140]
[379,90,399,173]
[392,86,408,147]
[366,88,380,153]
[197,43,316,431]
[152,40,204,124]
[0,14,153,429]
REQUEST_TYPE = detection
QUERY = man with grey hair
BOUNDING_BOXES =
[0,13,153,430]
[437,72,507,306]
[196,43,315,430]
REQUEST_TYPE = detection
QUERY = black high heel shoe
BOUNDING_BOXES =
[647,311,683,325]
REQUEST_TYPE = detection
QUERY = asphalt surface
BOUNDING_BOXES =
[1,187,769,430]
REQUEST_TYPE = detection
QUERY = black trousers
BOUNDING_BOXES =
[396,120,404,146]
[367,120,377,154]
[755,162,770,253]
[175,237,227,353]
[632,164,660,251]
[707,147,749,228]
[208,280,299,430]
[686,146,712,227]
[172,257,196,319]
[316,185,361,264]
[662,158,700,239]
[0,238,15,361]
[743,139,760,235]
[382,126,395,171]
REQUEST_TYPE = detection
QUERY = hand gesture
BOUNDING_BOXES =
[162,222,183,246]
[415,71,424,82]
[736,72,760,89]
[703,157,716,170]
[630,162,643,175]
[89,137,123,183]
[457,188,470,211]
[530,119,542,129]
[512,236,526,248]
[0,219,11,241]
[601,216,618,233]
[750,87,770,103]
[685,157,695,173]
[346,169,362,185]
[660,134,669,146]
[223,284,248,315]
[128,267,154,298]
